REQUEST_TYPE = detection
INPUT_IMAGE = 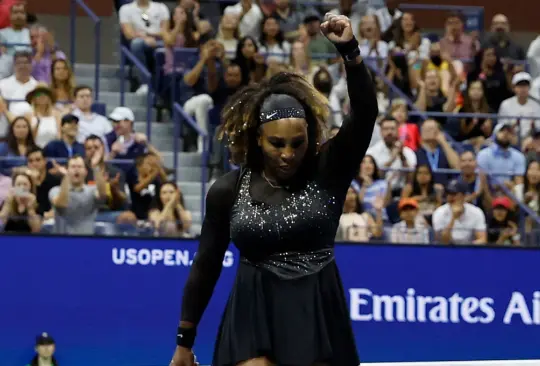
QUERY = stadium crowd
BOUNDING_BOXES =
[0,0,540,246]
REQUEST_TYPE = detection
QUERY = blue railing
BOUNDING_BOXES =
[173,102,208,217]
[69,0,101,101]
[119,46,153,139]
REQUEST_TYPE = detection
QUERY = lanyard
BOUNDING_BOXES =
[64,142,73,158]
[426,148,440,172]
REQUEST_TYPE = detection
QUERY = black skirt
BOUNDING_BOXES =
[213,260,359,365]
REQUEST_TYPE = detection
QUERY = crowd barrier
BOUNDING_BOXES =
[1,236,540,365]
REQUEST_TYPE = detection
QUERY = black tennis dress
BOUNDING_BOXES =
[180,61,378,366]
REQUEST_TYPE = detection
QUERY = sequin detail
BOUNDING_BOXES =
[230,170,340,277]
[259,107,306,123]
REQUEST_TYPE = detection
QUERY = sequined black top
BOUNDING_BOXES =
[181,61,378,325]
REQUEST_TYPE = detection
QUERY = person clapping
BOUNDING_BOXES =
[0,171,41,233]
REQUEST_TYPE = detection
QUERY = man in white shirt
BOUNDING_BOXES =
[224,0,263,39]
[366,118,417,194]
[119,0,170,95]
[498,72,540,140]
[368,0,401,34]
[71,85,113,143]
[0,3,31,55]
[432,179,487,245]
[0,50,37,138]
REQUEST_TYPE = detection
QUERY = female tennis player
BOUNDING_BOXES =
[171,12,378,366]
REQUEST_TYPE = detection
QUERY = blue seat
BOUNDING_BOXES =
[91,102,106,116]
[94,222,117,236]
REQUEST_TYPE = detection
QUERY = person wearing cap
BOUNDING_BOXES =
[498,71,540,140]
[487,196,519,245]
[105,106,151,164]
[476,122,526,188]
[26,332,58,366]
[42,114,84,160]
[24,83,63,148]
[432,179,487,245]
[390,198,430,244]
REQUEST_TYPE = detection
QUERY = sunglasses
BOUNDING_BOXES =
[141,13,150,28]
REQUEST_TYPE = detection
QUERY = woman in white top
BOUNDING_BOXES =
[25,85,61,148]
[388,13,431,62]
[215,13,240,60]
[50,59,75,113]
[513,160,540,233]
[289,40,318,85]
[259,16,291,65]
[357,14,388,71]
[336,186,384,243]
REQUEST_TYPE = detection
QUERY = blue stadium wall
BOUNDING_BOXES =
[1,236,539,365]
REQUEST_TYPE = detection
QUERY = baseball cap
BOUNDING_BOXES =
[493,123,513,135]
[446,179,467,194]
[511,71,531,86]
[398,198,419,211]
[61,113,79,126]
[36,332,55,346]
[108,107,135,122]
[492,196,512,210]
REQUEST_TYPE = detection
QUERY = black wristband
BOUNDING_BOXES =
[334,38,360,62]
[176,327,196,348]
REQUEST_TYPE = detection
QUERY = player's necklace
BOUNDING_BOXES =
[262,171,283,189]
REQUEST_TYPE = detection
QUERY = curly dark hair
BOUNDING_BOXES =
[219,72,330,174]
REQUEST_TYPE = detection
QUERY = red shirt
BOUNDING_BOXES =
[0,0,19,29]
[398,123,421,151]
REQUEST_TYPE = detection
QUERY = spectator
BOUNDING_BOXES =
[312,67,336,126]
[16,146,61,220]
[484,14,525,63]
[527,35,540,79]
[233,36,266,86]
[215,13,239,58]
[513,160,540,230]
[432,179,487,245]
[162,5,198,57]
[487,196,519,245]
[0,171,41,233]
[259,16,291,65]
[149,181,193,236]
[129,152,167,221]
[49,153,107,235]
[387,48,414,98]
[270,0,305,41]
[368,0,401,35]
[336,186,383,242]
[0,169,10,206]
[467,47,512,111]
[224,0,264,39]
[106,107,153,165]
[477,123,526,188]
[421,43,456,96]
[0,50,38,137]
[289,40,317,82]
[401,163,443,224]
[25,84,62,148]
[0,116,37,174]
[367,118,417,194]
[30,25,66,83]
[456,80,493,148]
[390,198,430,244]
[0,2,30,56]
[388,12,430,62]
[357,14,388,71]
[303,14,337,64]
[522,130,540,163]
[43,113,84,160]
[210,62,243,113]
[0,0,18,30]
[415,69,458,125]
[351,154,389,220]
[119,0,170,95]
[178,0,211,35]
[84,135,131,220]
[416,119,459,185]
[439,11,477,61]
[457,150,492,211]
[26,333,58,366]
[390,98,420,151]
[498,72,540,140]
[179,39,222,152]
[71,85,113,143]
[49,59,75,109]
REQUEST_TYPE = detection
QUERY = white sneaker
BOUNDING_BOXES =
[136,84,149,96]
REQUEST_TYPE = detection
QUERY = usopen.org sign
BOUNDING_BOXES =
[0,236,539,366]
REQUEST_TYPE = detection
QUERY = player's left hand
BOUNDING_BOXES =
[320,13,354,44]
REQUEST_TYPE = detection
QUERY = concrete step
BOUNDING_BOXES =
[177,181,209,196]
[133,121,173,136]
[100,91,147,107]
[77,76,129,93]
[162,151,203,167]
[184,194,203,212]
[74,63,120,78]
[177,166,208,182]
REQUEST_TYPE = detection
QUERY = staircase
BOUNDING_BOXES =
[73,63,207,232]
